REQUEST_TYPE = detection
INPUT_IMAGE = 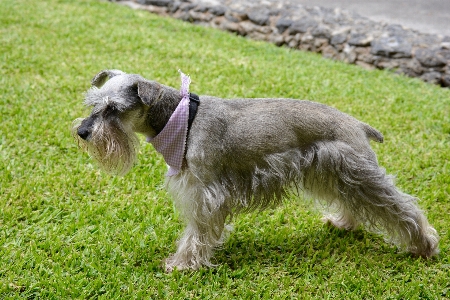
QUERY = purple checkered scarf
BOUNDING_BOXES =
[146,71,191,176]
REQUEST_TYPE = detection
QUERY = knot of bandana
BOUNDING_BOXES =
[146,70,191,176]
[180,69,191,100]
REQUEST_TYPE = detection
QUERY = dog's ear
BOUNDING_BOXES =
[91,69,126,88]
[137,80,162,107]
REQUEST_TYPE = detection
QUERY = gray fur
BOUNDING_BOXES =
[73,70,439,272]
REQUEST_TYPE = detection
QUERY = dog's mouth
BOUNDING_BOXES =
[72,118,140,176]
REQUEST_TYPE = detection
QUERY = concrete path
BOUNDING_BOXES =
[288,0,450,36]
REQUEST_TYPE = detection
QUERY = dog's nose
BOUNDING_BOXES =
[77,127,91,140]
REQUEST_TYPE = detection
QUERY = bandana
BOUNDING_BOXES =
[147,70,191,176]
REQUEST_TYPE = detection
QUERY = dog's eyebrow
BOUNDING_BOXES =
[84,87,102,107]
[84,89,127,112]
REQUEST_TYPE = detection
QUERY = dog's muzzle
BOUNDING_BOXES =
[77,127,90,140]
[77,117,95,140]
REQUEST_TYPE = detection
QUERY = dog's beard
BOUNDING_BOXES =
[72,118,140,176]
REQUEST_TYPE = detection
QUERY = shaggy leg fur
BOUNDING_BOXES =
[165,172,231,271]
[164,211,229,271]
[165,141,439,270]
[306,141,439,258]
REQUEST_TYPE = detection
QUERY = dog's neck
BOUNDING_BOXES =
[146,85,182,134]
[146,72,199,176]
[146,85,200,136]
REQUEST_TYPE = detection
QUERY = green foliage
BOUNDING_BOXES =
[0,0,449,298]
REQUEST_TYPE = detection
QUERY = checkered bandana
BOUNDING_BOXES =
[146,70,191,176]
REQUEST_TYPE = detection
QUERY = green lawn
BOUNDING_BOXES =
[1,0,449,298]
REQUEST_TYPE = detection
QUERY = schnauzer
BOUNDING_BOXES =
[73,69,439,272]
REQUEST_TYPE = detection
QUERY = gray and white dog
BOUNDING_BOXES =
[73,70,439,272]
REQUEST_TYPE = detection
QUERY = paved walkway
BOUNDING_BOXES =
[287,0,450,36]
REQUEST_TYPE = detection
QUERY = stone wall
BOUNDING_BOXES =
[114,0,450,87]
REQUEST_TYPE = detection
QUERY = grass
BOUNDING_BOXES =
[0,0,449,298]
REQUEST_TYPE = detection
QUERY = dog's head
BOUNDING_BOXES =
[72,69,171,175]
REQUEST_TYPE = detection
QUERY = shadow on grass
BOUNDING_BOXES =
[215,224,411,273]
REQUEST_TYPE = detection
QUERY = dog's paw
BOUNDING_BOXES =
[164,255,200,273]
[322,214,359,231]
[164,263,176,273]
[408,225,440,259]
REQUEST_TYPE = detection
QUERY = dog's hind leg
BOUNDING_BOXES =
[164,173,231,271]
[309,141,439,258]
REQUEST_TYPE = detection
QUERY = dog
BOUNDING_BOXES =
[73,69,439,272]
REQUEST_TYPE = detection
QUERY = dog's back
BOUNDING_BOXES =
[187,97,382,163]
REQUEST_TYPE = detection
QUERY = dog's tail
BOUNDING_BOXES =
[362,124,384,143]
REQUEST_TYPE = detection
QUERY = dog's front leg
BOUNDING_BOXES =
[165,211,228,272]
[165,174,230,272]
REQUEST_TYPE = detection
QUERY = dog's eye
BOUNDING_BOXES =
[102,105,121,119]
[90,106,103,115]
